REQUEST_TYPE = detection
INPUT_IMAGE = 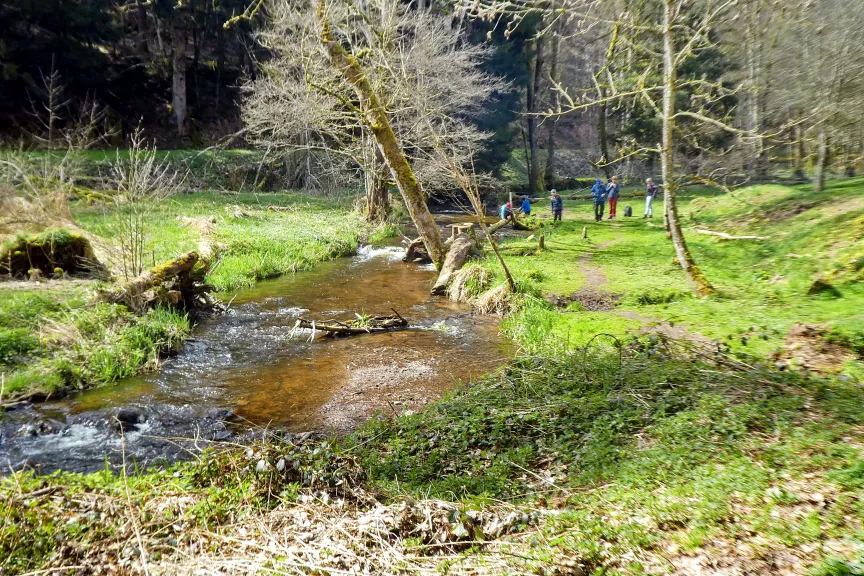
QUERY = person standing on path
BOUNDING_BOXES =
[591,179,606,222]
[550,189,563,222]
[644,178,659,218]
[606,176,621,219]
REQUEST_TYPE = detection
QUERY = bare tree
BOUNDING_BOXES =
[242,0,505,267]
[109,128,186,279]
[766,0,864,192]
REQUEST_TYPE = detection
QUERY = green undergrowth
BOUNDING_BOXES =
[74,190,367,291]
[0,289,189,401]
[2,350,863,573]
[8,149,305,192]
[473,178,864,372]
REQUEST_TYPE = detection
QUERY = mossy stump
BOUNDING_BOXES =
[0,229,105,279]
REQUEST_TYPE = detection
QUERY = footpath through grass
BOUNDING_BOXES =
[2,180,863,574]
[478,178,864,375]
[0,190,368,401]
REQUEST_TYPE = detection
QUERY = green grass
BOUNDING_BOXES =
[74,190,366,291]
[5,148,294,192]
[2,177,864,573]
[2,190,368,399]
[2,349,862,574]
[0,288,190,400]
[471,178,864,369]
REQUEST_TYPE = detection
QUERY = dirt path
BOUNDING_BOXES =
[564,241,621,311]
[570,240,715,347]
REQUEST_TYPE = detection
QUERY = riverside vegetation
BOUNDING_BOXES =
[1,176,863,574]
[1,154,369,402]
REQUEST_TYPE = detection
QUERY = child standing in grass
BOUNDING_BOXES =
[644,178,659,218]
[550,190,563,222]
[591,179,606,222]
[606,176,621,219]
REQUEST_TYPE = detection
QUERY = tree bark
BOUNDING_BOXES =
[366,161,390,224]
[544,31,560,189]
[598,87,612,179]
[316,0,444,268]
[793,123,807,180]
[662,0,714,297]
[815,127,830,193]
[431,234,475,295]
[97,251,199,310]
[526,37,544,194]
[596,23,619,181]
[214,15,224,115]
[744,2,766,180]
[192,0,201,112]
[171,14,188,137]
[134,0,150,55]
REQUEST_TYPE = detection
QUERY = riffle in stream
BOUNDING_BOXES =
[0,238,513,473]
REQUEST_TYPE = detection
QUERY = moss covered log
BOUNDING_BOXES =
[0,229,105,279]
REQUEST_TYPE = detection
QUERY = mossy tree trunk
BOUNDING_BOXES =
[662,0,714,297]
[544,30,559,189]
[815,127,830,193]
[316,0,444,267]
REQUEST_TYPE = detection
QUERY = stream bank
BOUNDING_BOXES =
[0,237,513,473]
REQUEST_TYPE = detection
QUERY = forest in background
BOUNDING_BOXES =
[4,0,861,193]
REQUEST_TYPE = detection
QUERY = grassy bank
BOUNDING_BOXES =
[74,190,367,291]
[474,178,864,375]
[2,179,864,575]
[1,190,368,401]
[2,347,862,574]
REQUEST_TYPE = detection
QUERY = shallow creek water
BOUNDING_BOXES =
[0,228,514,473]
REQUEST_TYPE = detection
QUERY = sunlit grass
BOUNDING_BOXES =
[473,178,864,367]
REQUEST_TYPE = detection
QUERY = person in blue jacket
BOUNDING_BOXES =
[591,179,606,222]
[550,190,563,222]
[520,196,534,216]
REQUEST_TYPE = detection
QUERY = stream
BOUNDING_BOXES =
[0,224,514,473]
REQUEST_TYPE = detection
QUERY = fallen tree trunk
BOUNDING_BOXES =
[291,310,408,338]
[694,229,767,241]
[431,234,475,296]
[488,218,532,235]
[96,251,204,311]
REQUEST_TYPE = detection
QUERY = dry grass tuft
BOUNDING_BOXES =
[474,284,515,316]
[447,264,491,304]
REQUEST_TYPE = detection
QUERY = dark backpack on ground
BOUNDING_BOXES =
[624,206,633,217]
